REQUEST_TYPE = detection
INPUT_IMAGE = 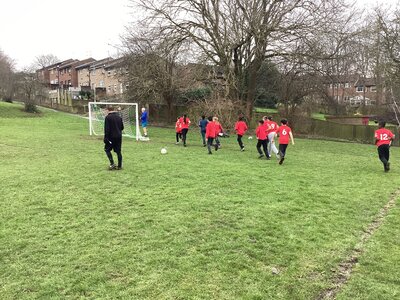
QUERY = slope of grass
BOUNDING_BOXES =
[0,101,399,299]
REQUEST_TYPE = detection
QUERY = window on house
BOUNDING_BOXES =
[370,86,377,92]
[108,71,111,76]
[99,80,104,87]
[345,82,350,88]
[356,86,364,92]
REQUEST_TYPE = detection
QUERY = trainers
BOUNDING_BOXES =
[116,166,122,170]
[258,154,264,159]
[279,157,284,165]
[215,144,218,151]
[109,164,117,170]
[387,162,390,171]
[266,156,271,160]
[240,147,245,152]
[175,142,180,145]
[208,152,212,155]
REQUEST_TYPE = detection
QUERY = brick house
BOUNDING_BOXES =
[326,75,386,106]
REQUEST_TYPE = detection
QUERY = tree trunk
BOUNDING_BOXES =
[245,59,262,123]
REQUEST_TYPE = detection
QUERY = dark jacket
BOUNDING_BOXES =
[104,112,124,140]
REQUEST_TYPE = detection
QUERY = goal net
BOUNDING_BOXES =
[88,102,147,141]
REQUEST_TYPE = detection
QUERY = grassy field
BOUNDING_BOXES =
[1,101,400,299]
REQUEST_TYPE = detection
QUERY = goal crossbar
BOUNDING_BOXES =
[88,101,141,140]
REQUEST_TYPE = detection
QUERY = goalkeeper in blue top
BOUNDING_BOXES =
[141,107,148,137]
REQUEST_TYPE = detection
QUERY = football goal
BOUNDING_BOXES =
[88,102,147,141]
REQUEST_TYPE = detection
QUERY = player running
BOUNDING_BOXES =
[374,121,395,172]
[179,114,191,147]
[175,116,182,144]
[206,116,218,154]
[235,116,248,151]
[256,120,269,159]
[266,116,279,158]
[276,119,295,165]
[198,115,208,147]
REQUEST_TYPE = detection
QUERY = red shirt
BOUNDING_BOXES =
[375,128,394,147]
[235,121,248,136]
[256,124,268,140]
[206,121,217,138]
[179,117,191,129]
[267,121,279,134]
[175,120,182,133]
[277,125,292,144]
[215,123,223,135]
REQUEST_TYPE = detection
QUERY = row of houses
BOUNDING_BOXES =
[36,57,127,98]
[325,75,386,106]
[37,57,386,107]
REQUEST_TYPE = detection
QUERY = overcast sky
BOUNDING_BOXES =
[0,0,398,70]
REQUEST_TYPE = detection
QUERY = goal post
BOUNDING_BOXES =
[88,101,144,141]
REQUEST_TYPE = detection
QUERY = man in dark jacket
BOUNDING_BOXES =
[104,106,124,170]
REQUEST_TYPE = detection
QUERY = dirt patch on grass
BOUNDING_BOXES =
[317,189,400,300]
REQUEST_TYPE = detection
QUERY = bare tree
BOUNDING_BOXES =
[0,49,15,102]
[35,54,60,69]
[130,0,350,120]
[14,65,43,113]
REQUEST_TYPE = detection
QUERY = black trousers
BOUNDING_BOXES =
[207,137,215,153]
[104,137,122,168]
[237,135,244,149]
[378,144,390,165]
[279,144,288,158]
[256,139,268,155]
[181,128,189,145]
[201,131,206,145]
[176,132,182,143]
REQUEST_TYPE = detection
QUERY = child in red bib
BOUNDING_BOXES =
[374,121,395,172]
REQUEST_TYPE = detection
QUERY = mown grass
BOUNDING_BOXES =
[0,101,399,299]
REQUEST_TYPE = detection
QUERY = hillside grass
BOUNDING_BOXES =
[0,101,399,299]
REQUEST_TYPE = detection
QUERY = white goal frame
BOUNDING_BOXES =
[88,101,141,141]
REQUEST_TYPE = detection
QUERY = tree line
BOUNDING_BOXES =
[121,0,400,123]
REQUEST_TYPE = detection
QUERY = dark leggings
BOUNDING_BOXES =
[201,131,206,145]
[181,128,189,145]
[378,144,390,165]
[237,134,244,149]
[256,139,268,156]
[279,144,288,158]
[207,137,215,153]
[106,151,122,168]
[176,132,182,143]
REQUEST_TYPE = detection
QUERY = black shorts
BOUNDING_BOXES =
[104,137,122,153]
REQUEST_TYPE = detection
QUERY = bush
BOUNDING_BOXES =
[24,102,38,113]
[188,98,244,132]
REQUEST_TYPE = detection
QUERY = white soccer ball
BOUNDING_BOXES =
[161,148,168,154]
[248,136,253,140]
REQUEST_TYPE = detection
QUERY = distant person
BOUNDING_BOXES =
[179,114,191,147]
[104,106,124,170]
[266,116,279,158]
[214,116,223,149]
[235,116,248,151]
[206,116,218,154]
[374,121,395,172]
[198,115,208,146]
[141,107,148,137]
[255,120,269,159]
[175,116,182,144]
[276,119,295,165]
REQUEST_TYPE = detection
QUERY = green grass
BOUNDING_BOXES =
[312,113,327,120]
[254,107,278,114]
[1,101,400,299]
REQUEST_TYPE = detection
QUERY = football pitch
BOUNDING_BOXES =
[1,101,400,299]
